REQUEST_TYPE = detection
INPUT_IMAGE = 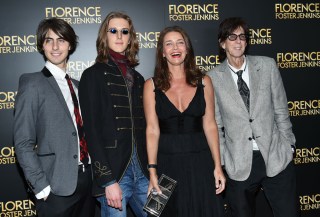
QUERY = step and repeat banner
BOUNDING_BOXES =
[0,0,319,216]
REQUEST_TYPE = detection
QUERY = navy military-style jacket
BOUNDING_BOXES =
[79,60,148,196]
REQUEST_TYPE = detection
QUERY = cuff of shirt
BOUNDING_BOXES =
[35,185,51,199]
[102,180,117,188]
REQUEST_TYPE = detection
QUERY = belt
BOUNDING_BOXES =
[78,164,90,173]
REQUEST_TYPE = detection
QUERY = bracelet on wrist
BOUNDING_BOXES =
[147,164,158,170]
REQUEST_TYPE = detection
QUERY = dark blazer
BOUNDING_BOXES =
[14,67,80,196]
[79,60,148,196]
[208,55,295,181]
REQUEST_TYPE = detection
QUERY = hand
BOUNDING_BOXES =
[148,173,162,195]
[214,167,226,194]
[105,182,123,210]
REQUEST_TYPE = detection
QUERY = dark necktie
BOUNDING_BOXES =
[233,69,250,112]
[65,74,89,166]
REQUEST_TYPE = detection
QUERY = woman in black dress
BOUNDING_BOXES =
[143,26,226,217]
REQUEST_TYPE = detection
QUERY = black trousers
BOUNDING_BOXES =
[225,151,300,217]
[36,166,95,217]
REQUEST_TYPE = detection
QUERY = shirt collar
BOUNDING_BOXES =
[45,61,67,80]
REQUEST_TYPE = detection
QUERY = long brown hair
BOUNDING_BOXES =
[96,11,139,66]
[154,26,202,91]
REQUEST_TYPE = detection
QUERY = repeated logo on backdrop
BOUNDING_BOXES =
[288,99,320,117]
[168,3,219,21]
[1,1,320,217]
[45,6,102,24]
[275,2,320,19]
[0,146,16,165]
[67,60,95,80]
[294,146,320,165]
[0,35,37,54]
[0,200,36,216]
[277,51,320,69]
[196,55,220,72]
[300,193,320,211]
[249,28,272,45]
[137,32,160,49]
[0,91,16,110]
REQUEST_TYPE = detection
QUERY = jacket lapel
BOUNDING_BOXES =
[41,67,74,124]
[217,61,248,112]
[247,56,262,114]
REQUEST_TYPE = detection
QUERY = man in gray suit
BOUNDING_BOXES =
[208,17,299,217]
[13,18,95,217]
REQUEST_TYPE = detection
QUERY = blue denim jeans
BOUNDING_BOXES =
[97,149,148,217]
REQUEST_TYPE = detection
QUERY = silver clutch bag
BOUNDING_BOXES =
[143,174,177,216]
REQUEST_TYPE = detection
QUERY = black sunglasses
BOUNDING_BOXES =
[107,28,129,35]
[227,34,247,41]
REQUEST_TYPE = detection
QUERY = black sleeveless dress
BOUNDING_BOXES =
[155,83,224,217]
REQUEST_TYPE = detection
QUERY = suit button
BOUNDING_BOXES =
[248,137,252,141]
[73,155,78,159]
[249,119,253,122]
[72,132,77,136]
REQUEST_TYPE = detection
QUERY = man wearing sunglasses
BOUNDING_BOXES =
[79,11,148,217]
[208,17,299,217]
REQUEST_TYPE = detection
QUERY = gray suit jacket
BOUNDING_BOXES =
[207,55,295,181]
[14,67,80,196]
